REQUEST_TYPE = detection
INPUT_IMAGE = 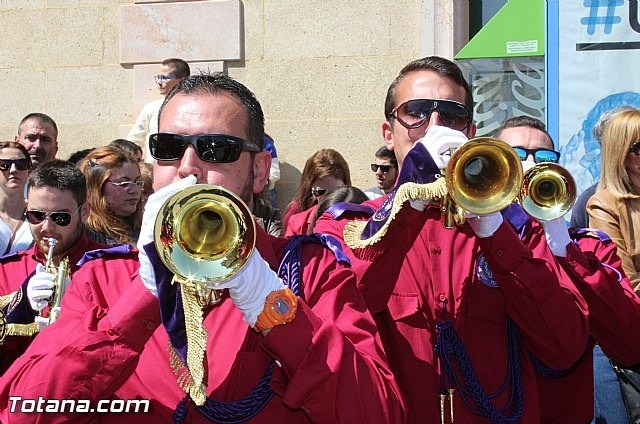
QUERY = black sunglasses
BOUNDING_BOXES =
[26,210,74,226]
[388,99,471,132]
[513,147,560,164]
[370,164,394,173]
[149,133,261,163]
[311,187,328,197]
[629,141,640,155]
[0,158,30,171]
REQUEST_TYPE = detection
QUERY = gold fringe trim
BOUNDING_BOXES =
[0,291,16,309]
[180,283,208,406]
[5,322,40,338]
[344,179,448,249]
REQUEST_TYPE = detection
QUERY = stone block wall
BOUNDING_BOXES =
[0,0,468,210]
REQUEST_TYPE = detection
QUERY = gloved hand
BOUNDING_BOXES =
[466,211,504,238]
[415,125,468,169]
[34,315,50,331]
[212,250,286,328]
[27,263,55,312]
[409,199,427,212]
[540,217,571,257]
[137,175,197,296]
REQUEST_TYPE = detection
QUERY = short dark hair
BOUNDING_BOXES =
[160,72,265,149]
[108,138,143,158]
[161,58,190,79]
[28,159,86,206]
[374,146,397,167]
[18,113,58,139]
[497,116,554,149]
[67,148,95,165]
[384,56,473,121]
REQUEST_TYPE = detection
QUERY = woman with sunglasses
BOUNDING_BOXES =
[283,148,351,236]
[80,147,143,246]
[588,109,640,292]
[0,141,32,255]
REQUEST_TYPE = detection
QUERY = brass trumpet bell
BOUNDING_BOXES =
[520,162,576,221]
[154,185,256,287]
[446,137,524,215]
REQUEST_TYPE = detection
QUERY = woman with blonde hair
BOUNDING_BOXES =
[283,148,351,235]
[587,108,640,291]
[80,147,143,246]
[0,141,32,254]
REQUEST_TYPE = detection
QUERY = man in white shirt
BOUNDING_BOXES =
[127,58,190,163]
[364,146,398,199]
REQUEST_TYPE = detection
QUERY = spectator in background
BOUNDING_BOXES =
[364,146,398,200]
[139,162,154,210]
[127,58,190,163]
[263,133,280,208]
[0,142,33,255]
[588,109,640,291]
[109,138,143,162]
[252,193,284,237]
[570,106,637,228]
[15,113,58,168]
[80,147,143,246]
[305,186,370,235]
[67,148,94,168]
[283,148,350,235]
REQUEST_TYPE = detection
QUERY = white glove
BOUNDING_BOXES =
[27,263,55,311]
[540,217,571,257]
[35,315,50,331]
[212,250,285,328]
[409,199,427,212]
[416,125,468,169]
[137,175,197,296]
[466,211,504,238]
[522,160,536,173]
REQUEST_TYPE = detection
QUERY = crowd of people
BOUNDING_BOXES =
[0,54,637,424]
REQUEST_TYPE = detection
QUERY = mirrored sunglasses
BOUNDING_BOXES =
[513,147,560,164]
[26,210,73,226]
[154,74,177,84]
[370,164,394,173]
[149,133,261,163]
[389,99,471,132]
[0,158,30,171]
[311,187,328,197]
[108,180,144,190]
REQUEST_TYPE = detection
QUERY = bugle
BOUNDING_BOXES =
[42,237,70,324]
[520,162,576,221]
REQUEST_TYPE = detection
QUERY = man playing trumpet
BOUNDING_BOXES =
[0,74,405,423]
[0,160,109,373]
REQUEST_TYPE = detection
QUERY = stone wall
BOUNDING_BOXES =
[0,0,468,210]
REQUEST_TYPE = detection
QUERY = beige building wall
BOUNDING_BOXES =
[0,0,468,210]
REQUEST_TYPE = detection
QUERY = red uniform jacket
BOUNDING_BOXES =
[0,232,107,374]
[285,206,318,236]
[315,198,589,424]
[536,231,640,424]
[0,227,405,423]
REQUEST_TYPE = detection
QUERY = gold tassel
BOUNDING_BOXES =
[5,322,40,337]
[180,282,209,406]
[344,179,448,249]
[0,291,15,309]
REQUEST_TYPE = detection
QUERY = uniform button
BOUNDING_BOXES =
[439,293,447,303]
[275,360,282,368]
[496,249,504,257]
[144,320,156,330]
[434,246,442,255]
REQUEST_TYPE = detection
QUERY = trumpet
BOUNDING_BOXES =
[154,185,256,304]
[442,137,524,228]
[519,162,576,221]
[43,237,70,324]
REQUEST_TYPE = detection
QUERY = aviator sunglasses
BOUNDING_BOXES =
[388,99,472,132]
[25,209,79,227]
[512,147,560,164]
[0,158,30,171]
[149,133,261,163]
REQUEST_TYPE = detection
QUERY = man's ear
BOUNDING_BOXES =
[383,121,394,151]
[466,122,477,139]
[252,151,271,195]
[80,202,90,222]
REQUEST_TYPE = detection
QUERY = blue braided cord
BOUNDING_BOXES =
[529,338,591,378]
[193,362,276,424]
[435,319,524,424]
[173,396,189,424]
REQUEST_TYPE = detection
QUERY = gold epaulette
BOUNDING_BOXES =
[344,178,447,249]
